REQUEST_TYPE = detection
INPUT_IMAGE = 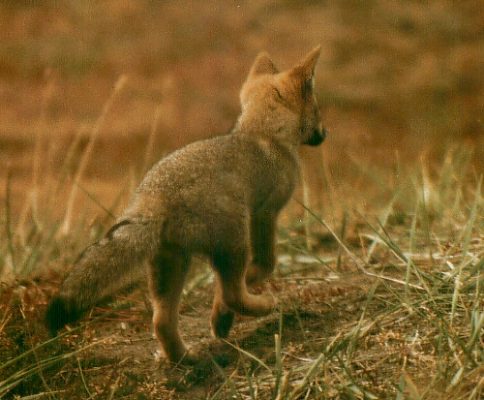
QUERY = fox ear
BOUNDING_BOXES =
[247,52,279,79]
[290,45,321,98]
[297,45,321,79]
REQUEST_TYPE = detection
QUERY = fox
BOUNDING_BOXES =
[45,46,327,363]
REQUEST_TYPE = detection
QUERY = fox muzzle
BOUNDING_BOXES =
[305,128,327,146]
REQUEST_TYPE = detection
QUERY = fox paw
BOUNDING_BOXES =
[211,309,235,339]
[156,347,201,366]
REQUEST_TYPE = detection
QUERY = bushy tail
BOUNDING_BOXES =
[46,218,161,335]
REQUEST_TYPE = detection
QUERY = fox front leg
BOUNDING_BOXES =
[246,211,277,286]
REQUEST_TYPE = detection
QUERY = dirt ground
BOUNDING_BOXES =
[0,239,406,399]
[2,223,482,398]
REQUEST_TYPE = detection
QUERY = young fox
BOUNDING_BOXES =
[46,46,327,363]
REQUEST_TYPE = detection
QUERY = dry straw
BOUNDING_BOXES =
[61,75,128,235]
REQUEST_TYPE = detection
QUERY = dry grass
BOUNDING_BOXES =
[0,1,483,399]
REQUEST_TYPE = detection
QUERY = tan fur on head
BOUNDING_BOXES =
[238,46,323,146]
[241,46,321,105]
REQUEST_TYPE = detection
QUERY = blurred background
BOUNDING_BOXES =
[1,0,482,222]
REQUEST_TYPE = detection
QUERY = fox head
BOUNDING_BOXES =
[238,46,327,147]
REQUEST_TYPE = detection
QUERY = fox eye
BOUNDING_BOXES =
[272,87,285,102]
[272,87,292,110]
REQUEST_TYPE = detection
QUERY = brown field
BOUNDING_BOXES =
[0,1,482,399]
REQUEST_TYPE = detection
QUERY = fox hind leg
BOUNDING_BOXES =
[148,246,192,363]
[211,246,275,327]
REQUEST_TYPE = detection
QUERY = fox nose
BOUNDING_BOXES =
[306,127,327,146]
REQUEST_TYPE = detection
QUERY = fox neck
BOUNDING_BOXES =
[233,103,300,151]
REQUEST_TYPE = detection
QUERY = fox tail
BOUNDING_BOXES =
[45,218,160,335]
